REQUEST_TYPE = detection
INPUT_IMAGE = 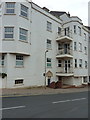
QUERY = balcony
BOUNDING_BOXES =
[56,67,74,77]
[56,30,73,42]
[56,49,73,59]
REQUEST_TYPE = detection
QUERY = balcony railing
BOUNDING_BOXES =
[56,30,73,42]
[57,67,74,74]
[57,49,73,56]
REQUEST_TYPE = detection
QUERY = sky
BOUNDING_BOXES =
[32,0,89,26]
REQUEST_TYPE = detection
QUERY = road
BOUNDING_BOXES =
[1,91,89,118]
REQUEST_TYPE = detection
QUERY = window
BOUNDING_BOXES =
[47,58,52,67]
[47,39,52,49]
[47,21,52,32]
[16,55,23,66]
[84,47,87,54]
[83,77,87,83]
[85,61,87,68]
[79,59,82,68]
[79,42,82,51]
[74,25,76,34]
[84,33,86,40]
[65,27,70,36]
[19,28,28,41]
[58,60,62,67]
[74,42,77,51]
[68,60,71,68]
[78,26,81,36]
[6,2,15,14]
[0,55,5,66]
[20,4,28,18]
[15,79,23,84]
[75,59,77,68]
[58,27,61,35]
[4,27,14,39]
[58,43,62,50]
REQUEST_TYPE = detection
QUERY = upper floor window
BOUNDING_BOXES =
[47,39,52,49]
[74,25,76,34]
[20,4,28,18]
[58,27,61,35]
[85,61,87,68]
[75,59,77,68]
[58,60,62,67]
[16,55,23,66]
[79,42,82,51]
[79,59,82,68]
[47,21,52,32]
[84,33,86,40]
[84,47,87,54]
[0,54,5,66]
[6,2,15,14]
[4,27,14,39]
[78,26,81,36]
[74,42,77,51]
[19,28,28,41]
[47,58,52,67]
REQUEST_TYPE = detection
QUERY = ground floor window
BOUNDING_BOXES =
[16,55,23,66]
[83,77,87,83]
[15,79,24,84]
[89,76,90,82]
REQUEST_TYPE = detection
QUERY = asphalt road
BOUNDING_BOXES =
[1,91,89,118]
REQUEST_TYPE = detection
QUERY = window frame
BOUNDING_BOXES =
[20,4,28,18]
[58,60,62,67]
[74,42,77,51]
[16,55,24,67]
[47,39,52,49]
[19,28,28,41]
[79,59,82,68]
[47,58,52,68]
[4,27,14,39]
[5,2,15,14]
[47,21,52,32]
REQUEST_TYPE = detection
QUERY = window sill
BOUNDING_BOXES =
[19,15,29,20]
[47,29,52,32]
[19,40,28,43]
[4,13,16,15]
[14,84,24,86]
[3,39,15,41]
[15,66,24,68]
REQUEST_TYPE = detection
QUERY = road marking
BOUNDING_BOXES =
[0,106,26,111]
[52,98,87,104]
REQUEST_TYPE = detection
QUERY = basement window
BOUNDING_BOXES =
[15,79,23,84]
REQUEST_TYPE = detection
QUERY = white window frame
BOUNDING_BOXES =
[58,60,62,67]
[78,26,81,36]
[85,61,87,68]
[47,39,52,49]
[75,59,77,68]
[47,58,52,68]
[47,21,52,32]
[5,2,15,14]
[16,55,24,67]
[74,42,77,51]
[79,42,82,51]
[79,59,82,68]
[84,47,87,54]
[74,25,76,34]
[0,55,5,66]
[84,33,86,41]
[4,27,14,39]
[19,28,28,41]
[20,4,28,18]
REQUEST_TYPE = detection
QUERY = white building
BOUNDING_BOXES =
[0,0,90,88]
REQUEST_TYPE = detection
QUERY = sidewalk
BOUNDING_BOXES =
[0,85,89,97]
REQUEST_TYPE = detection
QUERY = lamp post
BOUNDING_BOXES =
[45,50,48,89]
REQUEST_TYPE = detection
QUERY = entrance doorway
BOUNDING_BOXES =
[48,77,51,86]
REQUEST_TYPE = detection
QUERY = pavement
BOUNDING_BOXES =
[0,85,89,97]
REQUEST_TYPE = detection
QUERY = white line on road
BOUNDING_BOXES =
[0,106,26,111]
[52,98,87,104]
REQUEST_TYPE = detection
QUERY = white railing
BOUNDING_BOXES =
[57,49,73,56]
[57,67,74,74]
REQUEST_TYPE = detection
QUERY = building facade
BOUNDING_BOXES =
[0,0,90,88]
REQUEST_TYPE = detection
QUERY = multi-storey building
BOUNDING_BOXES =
[0,0,89,88]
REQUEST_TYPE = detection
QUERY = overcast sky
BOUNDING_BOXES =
[32,0,89,26]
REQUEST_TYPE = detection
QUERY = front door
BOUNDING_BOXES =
[48,78,51,86]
